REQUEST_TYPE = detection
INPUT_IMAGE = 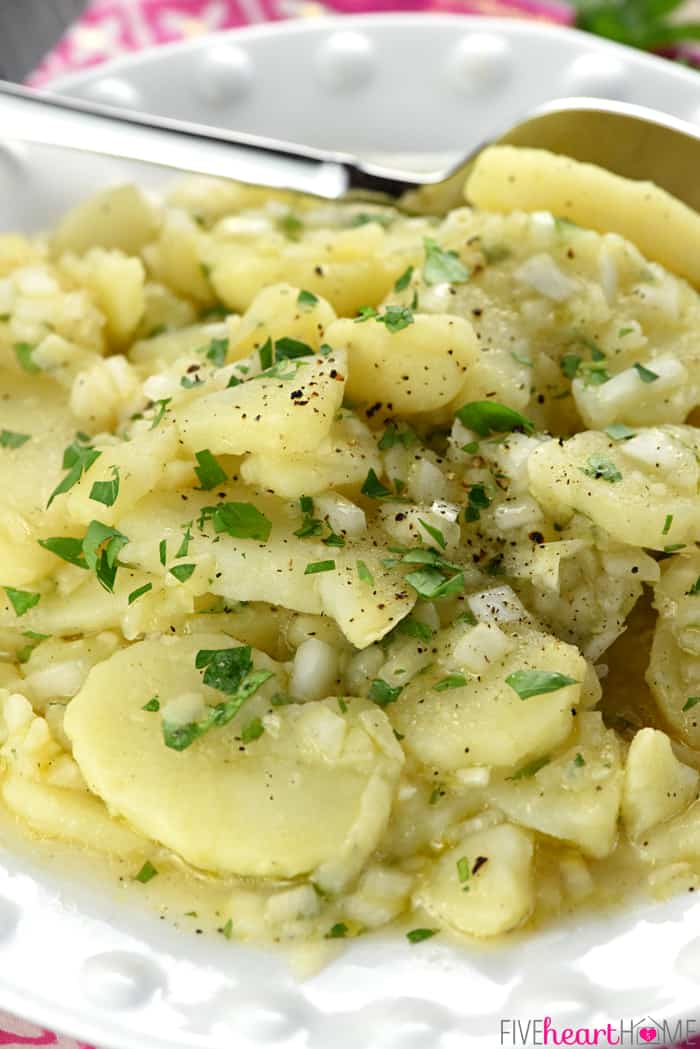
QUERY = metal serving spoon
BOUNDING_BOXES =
[1,78,700,213]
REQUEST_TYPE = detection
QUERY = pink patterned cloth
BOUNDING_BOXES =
[3,0,696,1046]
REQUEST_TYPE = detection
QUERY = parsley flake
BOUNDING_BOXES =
[89,466,120,507]
[419,519,446,550]
[605,423,636,441]
[406,928,438,944]
[241,717,264,743]
[634,362,659,383]
[304,560,335,575]
[135,861,158,884]
[357,560,374,586]
[14,343,39,374]
[433,673,467,691]
[0,430,29,449]
[170,563,196,583]
[297,289,319,309]
[368,679,403,706]
[361,468,392,499]
[581,455,622,483]
[394,265,414,292]
[194,449,227,490]
[505,670,578,700]
[128,582,153,605]
[456,401,534,438]
[142,696,160,712]
[4,587,40,617]
[423,237,470,286]
[683,696,700,713]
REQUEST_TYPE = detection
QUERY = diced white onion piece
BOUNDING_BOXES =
[290,639,339,702]
[344,645,384,695]
[264,885,320,926]
[407,459,448,503]
[620,429,698,489]
[431,499,460,524]
[601,549,659,583]
[455,766,491,787]
[467,585,529,624]
[598,246,618,305]
[515,254,578,302]
[453,622,514,674]
[295,704,347,761]
[161,692,205,727]
[493,499,543,532]
[23,661,87,702]
[573,355,687,430]
[315,492,366,538]
[560,854,595,901]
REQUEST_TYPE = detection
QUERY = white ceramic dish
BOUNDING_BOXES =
[1,15,700,1049]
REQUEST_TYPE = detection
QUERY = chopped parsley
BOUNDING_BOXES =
[418,519,446,550]
[634,361,659,383]
[162,646,273,751]
[48,441,102,507]
[241,717,264,743]
[203,501,272,542]
[221,919,234,940]
[176,525,193,558]
[159,538,167,566]
[180,373,203,389]
[688,577,700,596]
[457,856,470,886]
[560,353,582,379]
[89,466,120,507]
[0,430,29,449]
[357,560,374,586]
[405,566,464,600]
[368,679,403,706]
[406,928,438,944]
[277,212,303,240]
[294,495,324,539]
[394,265,414,292]
[275,337,314,360]
[83,521,129,592]
[135,861,158,884]
[574,752,586,768]
[505,670,578,700]
[297,289,319,309]
[325,922,348,939]
[304,560,336,575]
[465,483,491,523]
[507,755,551,781]
[4,587,40,617]
[581,455,622,484]
[378,421,416,450]
[150,398,171,429]
[14,342,39,374]
[361,468,393,499]
[397,615,433,642]
[142,696,160,712]
[258,338,273,370]
[169,563,196,583]
[205,337,229,368]
[37,536,87,569]
[683,696,700,713]
[355,304,415,333]
[456,401,534,438]
[423,237,470,286]
[662,514,673,536]
[128,582,152,605]
[433,673,467,691]
[194,449,227,490]
[605,423,636,441]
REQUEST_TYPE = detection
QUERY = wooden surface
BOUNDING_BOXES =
[0,0,87,82]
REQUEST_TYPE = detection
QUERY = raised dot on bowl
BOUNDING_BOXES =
[676,935,700,981]
[564,53,628,99]
[82,77,141,109]
[0,898,19,942]
[446,34,513,95]
[195,44,254,106]
[226,992,308,1043]
[82,951,163,1010]
[314,32,376,92]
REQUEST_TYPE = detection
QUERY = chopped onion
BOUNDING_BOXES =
[290,638,339,702]
[515,254,578,302]
[315,492,366,538]
[265,884,320,926]
[467,585,528,624]
[453,621,514,673]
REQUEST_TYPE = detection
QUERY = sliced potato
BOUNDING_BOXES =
[416,823,534,937]
[64,634,403,882]
[51,184,160,258]
[326,314,476,415]
[466,146,700,288]
[177,349,346,456]
[621,728,698,840]
[487,712,623,859]
[528,428,700,551]
[229,283,336,362]
[390,621,585,771]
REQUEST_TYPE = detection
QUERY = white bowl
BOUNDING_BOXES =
[1,15,700,1049]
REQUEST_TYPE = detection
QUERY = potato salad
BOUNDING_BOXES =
[2,147,700,950]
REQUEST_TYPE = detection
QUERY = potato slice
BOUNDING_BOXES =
[415,823,534,937]
[528,428,700,551]
[229,283,336,362]
[487,712,623,859]
[390,622,584,771]
[64,634,403,882]
[326,314,476,415]
[466,146,700,288]
[51,184,160,258]
[621,728,698,840]
[177,348,346,456]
